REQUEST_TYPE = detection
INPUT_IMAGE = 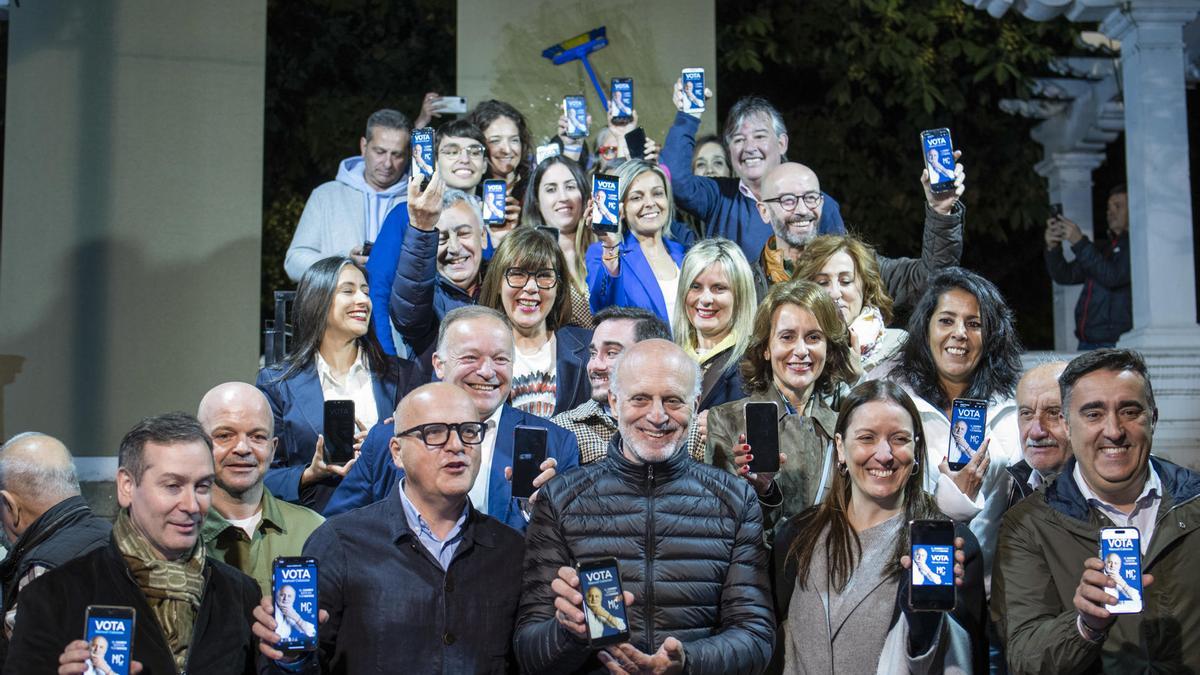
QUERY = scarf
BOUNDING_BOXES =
[114,509,205,671]
[684,330,740,368]
[758,235,795,285]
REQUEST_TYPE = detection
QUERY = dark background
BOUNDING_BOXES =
[261,0,1200,350]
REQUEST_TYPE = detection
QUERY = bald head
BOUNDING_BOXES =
[610,339,700,402]
[757,163,823,249]
[0,433,81,538]
[1017,361,1071,474]
[395,382,478,432]
[197,382,273,436]
[609,340,699,464]
[391,382,482,500]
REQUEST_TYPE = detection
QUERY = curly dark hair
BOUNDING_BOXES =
[467,99,532,195]
[891,267,1023,410]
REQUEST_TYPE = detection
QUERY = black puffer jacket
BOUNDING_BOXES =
[514,439,774,675]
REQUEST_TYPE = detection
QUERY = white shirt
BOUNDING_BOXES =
[225,510,264,540]
[467,407,505,515]
[511,335,557,418]
[1073,462,1163,555]
[315,349,379,429]
[654,267,679,326]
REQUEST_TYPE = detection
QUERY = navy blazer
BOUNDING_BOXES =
[256,355,426,512]
[322,406,581,531]
[551,325,593,417]
[698,347,746,412]
[585,231,688,324]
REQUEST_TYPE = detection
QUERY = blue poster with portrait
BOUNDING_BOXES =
[911,544,954,587]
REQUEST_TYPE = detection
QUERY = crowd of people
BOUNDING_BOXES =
[0,76,1193,675]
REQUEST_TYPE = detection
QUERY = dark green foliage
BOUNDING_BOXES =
[716,0,1079,346]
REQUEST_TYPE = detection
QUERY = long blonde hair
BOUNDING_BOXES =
[671,238,756,361]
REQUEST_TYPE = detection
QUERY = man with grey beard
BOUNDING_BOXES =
[753,161,966,312]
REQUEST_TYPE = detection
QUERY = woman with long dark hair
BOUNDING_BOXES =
[257,256,423,511]
[772,380,985,673]
[522,155,594,327]
[881,266,1023,583]
[477,228,592,418]
[468,100,532,248]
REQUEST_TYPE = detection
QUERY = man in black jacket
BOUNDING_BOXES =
[254,382,527,674]
[1044,184,1132,349]
[5,413,261,674]
[515,339,774,675]
[1005,361,1072,511]
[0,433,111,665]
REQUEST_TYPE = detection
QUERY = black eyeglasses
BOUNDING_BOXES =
[438,144,486,160]
[761,192,823,211]
[395,421,486,447]
[504,267,558,289]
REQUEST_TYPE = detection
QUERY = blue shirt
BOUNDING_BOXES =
[397,480,469,570]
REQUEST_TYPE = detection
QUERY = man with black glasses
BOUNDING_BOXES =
[255,381,528,673]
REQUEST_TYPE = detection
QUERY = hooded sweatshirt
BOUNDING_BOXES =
[284,156,409,282]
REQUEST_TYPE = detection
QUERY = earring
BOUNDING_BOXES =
[837,461,848,475]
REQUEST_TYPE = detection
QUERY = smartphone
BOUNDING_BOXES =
[272,556,320,655]
[909,519,956,611]
[576,558,631,646]
[1050,203,1063,220]
[563,95,588,139]
[610,77,634,125]
[591,173,620,233]
[511,425,548,499]
[361,240,374,257]
[744,401,780,473]
[323,399,356,465]
[483,179,507,225]
[411,127,435,189]
[681,68,705,113]
[431,95,467,115]
[947,398,987,471]
[624,128,647,160]
[1099,527,1143,614]
[536,143,561,165]
[920,128,956,193]
[84,606,136,675]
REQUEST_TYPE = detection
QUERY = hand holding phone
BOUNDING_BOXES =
[563,96,589,139]
[907,520,957,611]
[678,68,706,115]
[947,398,987,471]
[272,557,320,655]
[591,173,621,233]
[511,426,548,499]
[610,78,634,125]
[576,558,632,646]
[483,180,507,225]
[411,127,435,188]
[323,400,356,465]
[744,402,781,473]
[83,606,136,675]
[624,128,647,161]
[920,128,957,194]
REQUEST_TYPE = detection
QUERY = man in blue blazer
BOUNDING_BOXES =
[325,306,580,530]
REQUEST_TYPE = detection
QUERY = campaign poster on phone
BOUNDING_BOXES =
[84,616,133,675]
[611,80,633,117]
[564,96,588,138]
[1100,530,1143,613]
[922,130,956,189]
[682,69,705,113]
[579,565,628,640]
[411,128,434,176]
[484,181,507,224]
[592,175,620,231]
[949,399,986,467]
[911,544,954,587]
[273,563,319,650]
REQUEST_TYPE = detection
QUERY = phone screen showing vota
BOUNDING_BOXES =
[921,128,956,191]
[564,96,588,138]
[611,78,633,120]
[483,180,507,225]
[273,558,320,652]
[85,613,134,675]
[592,174,620,232]
[948,398,987,469]
[910,542,954,588]
[578,560,629,646]
[1100,527,1144,614]
[681,68,705,113]
[411,127,434,173]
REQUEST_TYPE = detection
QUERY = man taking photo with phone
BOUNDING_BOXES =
[991,349,1200,672]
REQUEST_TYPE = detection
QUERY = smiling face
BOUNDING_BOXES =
[90,636,108,659]
[116,440,214,560]
[1106,192,1129,237]
[836,399,918,509]
[587,318,639,403]
[537,162,583,232]
[391,384,482,502]
[610,342,696,465]
[685,263,735,343]
[1016,364,1071,473]
[499,260,558,333]
[927,288,983,389]
[812,250,864,323]
[1065,368,1156,504]
[277,584,296,609]
[433,316,514,419]
[766,304,827,406]
[359,127,409,192]
[200,384,276,499]
[483,116,522,178]
[727,112,787,185]
[436,134,487,190]
[324,265,371,341]
[624,171,670,239]
[436,201,483,290]
[757,163,822,248]
[586,586,602,609]
[693,141,730,178]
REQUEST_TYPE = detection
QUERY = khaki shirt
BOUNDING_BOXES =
[201,488,325,595]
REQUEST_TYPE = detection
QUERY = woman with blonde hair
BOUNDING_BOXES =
[796,234,907,374]
[477,227,592,417]
[706,280,856,533]
[670,237,756,415]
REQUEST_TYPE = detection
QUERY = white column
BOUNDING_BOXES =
[1101,1,1200,349]
[1035,151,1106,351]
